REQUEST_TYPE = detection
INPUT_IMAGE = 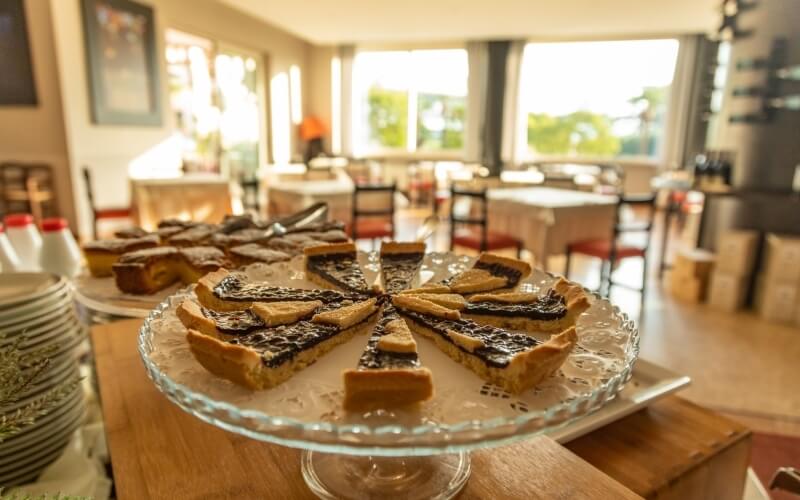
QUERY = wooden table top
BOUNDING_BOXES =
[92,319,750,499]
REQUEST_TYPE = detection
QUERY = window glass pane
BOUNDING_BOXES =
[216,52,261,178]
[519,39,679,159]
[413,49,468,151]
[354,51,411,151]
[353,49,467,153]
[165,29,218,171]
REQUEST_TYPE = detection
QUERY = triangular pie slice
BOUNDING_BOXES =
[463,278,590,332]
[343,306,433,411]
[392,296,576,394]
[443,253,532,295]
[304,243,376,294]
[379,241,426,294]
[196,268,363,311]
[181,298,383,390]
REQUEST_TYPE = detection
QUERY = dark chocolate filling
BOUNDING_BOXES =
[397,309,541,369]
[473,260,524,288]
[228,308,381,367]
[356,306,420,371]
[380,252,424,294]
[306,252,370,294]
[203,308,265,335]
[464,289,567,320]
[213,275,364,303]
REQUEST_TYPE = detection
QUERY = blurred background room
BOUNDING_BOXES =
[1,0,799,498]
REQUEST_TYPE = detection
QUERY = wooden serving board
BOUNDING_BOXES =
[92,319,750,499]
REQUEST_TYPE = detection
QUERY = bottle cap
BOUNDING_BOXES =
[41,218,69,232]
[4,214,34,227]
[0,223,4,233]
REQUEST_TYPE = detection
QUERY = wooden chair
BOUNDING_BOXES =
[1,163,57,224]
[83,166,133,240]
[449,185,522,257]
[239,177,261,215]
[349,182,395,243]
[565,193,657,302]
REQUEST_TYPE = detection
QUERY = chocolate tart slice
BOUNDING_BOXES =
[379,241,426,294]
[304,243,374,294]
[444,253,532,295]
[343,306,434,411]
[195,269,364,312]
[168,224,219,247]
[463,278,590,333]
[184,299,383,390]
[178,246,230,283]
[82,234,160,277]
[392,296,576,394]
[112,247,181,294]
[227,243,291,268]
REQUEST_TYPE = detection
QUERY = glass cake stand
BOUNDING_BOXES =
[138,253,639,499]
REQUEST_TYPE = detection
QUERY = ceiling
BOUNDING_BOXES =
[219,0,719,45]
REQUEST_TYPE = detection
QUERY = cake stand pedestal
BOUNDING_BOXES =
[302,451,470,500]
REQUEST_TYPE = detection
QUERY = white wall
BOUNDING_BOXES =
[48,0,312,239]
[307,45,335,152]
[0,0,74,227]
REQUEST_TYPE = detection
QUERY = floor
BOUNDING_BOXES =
[384,207,800,439]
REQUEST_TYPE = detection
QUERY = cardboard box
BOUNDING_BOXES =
[762,233,800,285]
[715,230,759,276]
[707,272,749,312]
[667,271,705,304]
[755,274,799,324]
[672,248,715,282]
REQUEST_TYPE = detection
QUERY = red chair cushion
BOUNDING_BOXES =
[452,228,520,251]
[568,239,646,260]
[95,207,132,219]
[348,219,393,239]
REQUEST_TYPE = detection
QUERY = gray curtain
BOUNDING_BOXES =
[481,41,511,176]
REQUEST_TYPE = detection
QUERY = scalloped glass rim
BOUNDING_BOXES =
[138,266,639,456]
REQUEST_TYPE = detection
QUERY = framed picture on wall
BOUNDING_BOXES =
[81,0,161,125]
[0,0,38,106]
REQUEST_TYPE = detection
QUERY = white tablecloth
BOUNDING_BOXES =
[267,175,408,224]
[130,175,233,229]
[267,176,355,223]
[486,187,618,268]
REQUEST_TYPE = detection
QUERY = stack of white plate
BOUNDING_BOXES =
[0,273,87,487]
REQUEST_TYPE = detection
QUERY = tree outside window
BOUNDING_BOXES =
[355,49,467,154]
[519,39,679,160]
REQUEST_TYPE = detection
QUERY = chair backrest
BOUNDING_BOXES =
[352,182,396,240]
[82,166,96,213]
[239,177,261,214]
[611,192,657,253]
[449,185,490,249]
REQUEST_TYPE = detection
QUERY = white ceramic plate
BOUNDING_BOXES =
[0,291,73,330]
[0,281,68,323]
[0,312,81,346]
[0,405,84,486]
[4,361,82,413]
[0,273,63,309]
[0,385,83,453]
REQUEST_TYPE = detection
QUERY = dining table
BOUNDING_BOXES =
[130,174,233,230]
[266,171,408,224]
[486,187,619,269]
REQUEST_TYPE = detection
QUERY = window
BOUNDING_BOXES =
[517,39,679,161]
[165,29,264,178]
[353,49,468,155]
